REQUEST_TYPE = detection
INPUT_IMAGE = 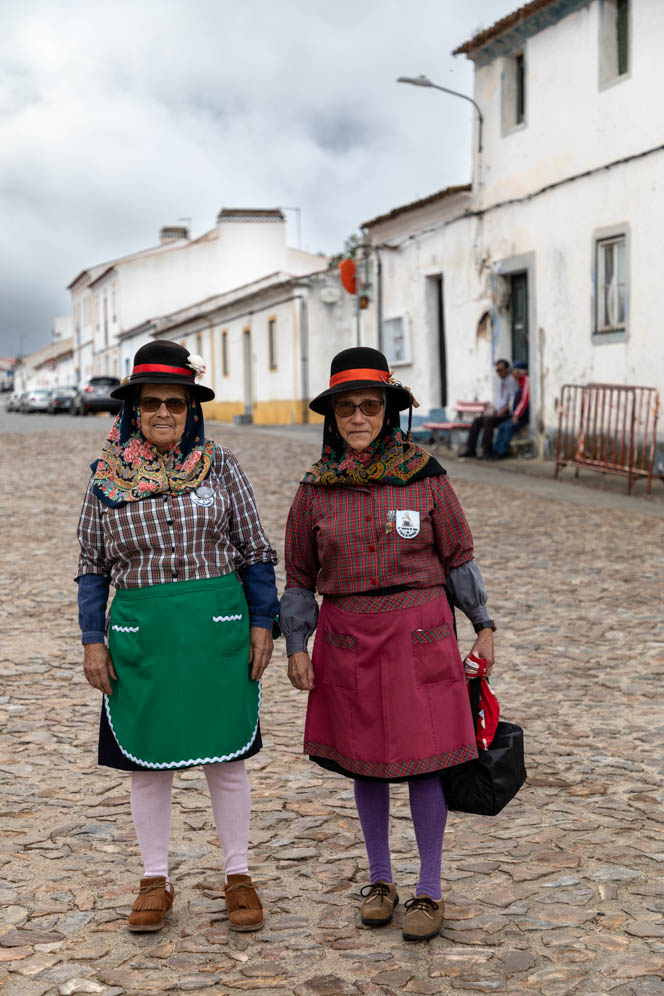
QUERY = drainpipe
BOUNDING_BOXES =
[299,295,309,424]
[375,247,383,351]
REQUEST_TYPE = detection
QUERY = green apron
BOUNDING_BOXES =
[105,574,257,768]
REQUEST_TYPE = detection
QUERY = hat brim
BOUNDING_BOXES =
[309,379,411,415]
[110,373,215,403]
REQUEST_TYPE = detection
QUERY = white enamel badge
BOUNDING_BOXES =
[396,510,420,539]
[191,485,215,507]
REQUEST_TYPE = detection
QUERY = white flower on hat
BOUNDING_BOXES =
[187,353,206,380]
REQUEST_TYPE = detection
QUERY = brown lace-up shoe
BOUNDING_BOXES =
[128,876,174,932]
[402,895,444,941]
[224,874,264,931]
[359,882,399,926]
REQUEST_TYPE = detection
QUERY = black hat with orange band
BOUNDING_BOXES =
[309,347,412,415]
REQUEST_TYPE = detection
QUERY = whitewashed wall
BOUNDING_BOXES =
[472,1,664,206]
[70,215,327,389]
[360,0,663,449]
[131,269,359,423]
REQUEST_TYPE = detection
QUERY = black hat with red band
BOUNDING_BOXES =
[309,347,411,415]
[110,340,215,402]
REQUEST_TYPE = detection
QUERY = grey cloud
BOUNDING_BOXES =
[0,0,515,353]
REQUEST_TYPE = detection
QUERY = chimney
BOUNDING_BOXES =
[160,225,189,244]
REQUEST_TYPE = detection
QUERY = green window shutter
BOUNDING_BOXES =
[617,0,629,76]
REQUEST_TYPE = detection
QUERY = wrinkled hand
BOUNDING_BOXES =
[249,627,273,681]
[83,643,117,695]
[288,651,315,691]
[467,629,495,678]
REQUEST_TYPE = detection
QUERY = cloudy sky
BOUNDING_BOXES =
[1,0,518,356]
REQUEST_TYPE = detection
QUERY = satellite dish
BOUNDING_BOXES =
[339,258,358,295]
[320,284,341,305]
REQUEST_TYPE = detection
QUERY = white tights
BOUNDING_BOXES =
[130,760,251,879]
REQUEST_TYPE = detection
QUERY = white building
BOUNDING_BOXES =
[121,266,358,424]
[68,210,328,388]
[362,0,663,450]
[12,337,75,394]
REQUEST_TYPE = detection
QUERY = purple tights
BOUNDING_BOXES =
[353,778,447,901]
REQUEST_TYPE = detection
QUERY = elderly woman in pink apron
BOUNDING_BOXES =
[281,347,496,942]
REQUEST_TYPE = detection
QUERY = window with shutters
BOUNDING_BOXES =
[502,51,527,133]
[382,316,410,366]
[599,0,630,87]
[594,231,628,339]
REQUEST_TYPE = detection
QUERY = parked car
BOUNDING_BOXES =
[71,376,122,416]
[21,388,51,412]
[5,391,21,412]
[48,385,77,414]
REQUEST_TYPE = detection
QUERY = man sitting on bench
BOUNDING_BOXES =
[459,358,516,459]
[492,361,530,459]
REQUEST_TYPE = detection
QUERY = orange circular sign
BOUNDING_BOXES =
[339,258,357,295]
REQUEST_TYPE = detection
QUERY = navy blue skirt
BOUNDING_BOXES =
[98,705,262,771]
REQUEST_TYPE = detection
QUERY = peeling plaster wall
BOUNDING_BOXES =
[361,0,664,450]
[363,192,485,416]
[473,0,664,208]
[475,149,664,441]
[363,145,664,448]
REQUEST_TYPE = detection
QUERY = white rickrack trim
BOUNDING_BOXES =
[111,625,139,633]
[103,681,262,770]
[212,614,243,623]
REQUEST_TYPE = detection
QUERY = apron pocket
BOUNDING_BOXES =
[411,624,460,686]
[211,597,249,656]
[321,630,358,690]
[108,621,142,667]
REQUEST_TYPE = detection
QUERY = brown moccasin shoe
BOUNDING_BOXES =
[224,874,264,932]
[359,881,399,926]
[402,895,444,941]
[128,876,174,932]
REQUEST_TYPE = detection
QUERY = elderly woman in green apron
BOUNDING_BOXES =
[76,340,279,933]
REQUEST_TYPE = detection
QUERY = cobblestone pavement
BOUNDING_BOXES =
[1,423,663,996]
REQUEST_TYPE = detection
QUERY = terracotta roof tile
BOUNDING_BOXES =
[453,0,558,56]
[361,185,471,229]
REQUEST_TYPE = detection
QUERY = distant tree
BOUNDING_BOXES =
[328,232,363,268]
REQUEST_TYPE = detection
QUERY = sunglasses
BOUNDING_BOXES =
[333,399,385,418]
[139,396,188,414]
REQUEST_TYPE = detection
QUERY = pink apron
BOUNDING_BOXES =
[304,592,478,780]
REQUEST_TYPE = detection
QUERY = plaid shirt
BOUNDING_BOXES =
[77,446,277,589]
[285,475,473,595]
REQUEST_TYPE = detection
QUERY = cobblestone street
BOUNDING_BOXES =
[1,421,663,996]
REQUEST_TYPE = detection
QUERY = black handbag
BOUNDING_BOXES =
[440,680,527,816]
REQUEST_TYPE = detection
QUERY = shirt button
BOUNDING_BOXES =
[163,496,168,502]
[365,515,371,522]
[172,571,178,579]
[171,546,176,553]
[370,578,377,586]
[166,520,173,526]
[369,545,375,552]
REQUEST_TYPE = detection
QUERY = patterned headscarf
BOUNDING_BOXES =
[91,391,215,507]
[302,399,444,487]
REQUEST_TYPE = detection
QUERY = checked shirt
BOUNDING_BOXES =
[77,446,277,589]
[285,474,474,595]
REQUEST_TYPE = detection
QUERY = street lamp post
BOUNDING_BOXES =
[397,74,483,153]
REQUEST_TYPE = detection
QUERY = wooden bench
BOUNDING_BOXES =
[422,401,489,448]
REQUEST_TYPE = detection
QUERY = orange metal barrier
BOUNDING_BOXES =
[555,384,660,494]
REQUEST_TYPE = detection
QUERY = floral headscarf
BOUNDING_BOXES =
[91,392,215,507]
[302,401,445,487]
